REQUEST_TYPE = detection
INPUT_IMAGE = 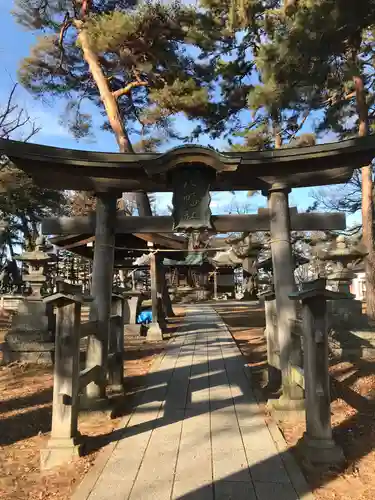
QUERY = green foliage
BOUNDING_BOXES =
[229,123,273,151]
[84,11,136,53]
[132,136,163,152]
[59,101,93,140]
[13,0,214,149]
[147,80,209,121]
[260,1,375,221]
[12,0,375,155]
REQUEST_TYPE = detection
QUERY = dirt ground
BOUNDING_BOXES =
[0,308,185,500]
[216,302,375,500]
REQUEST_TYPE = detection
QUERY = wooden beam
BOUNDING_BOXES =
[135,233,186,250]
[2,136,375,191]
[290,212,345,231]
[43,211,346,236]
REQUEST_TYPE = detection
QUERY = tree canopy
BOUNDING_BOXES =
[13,0,214,151]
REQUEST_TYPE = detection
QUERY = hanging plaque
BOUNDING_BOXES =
[170,164,215,233]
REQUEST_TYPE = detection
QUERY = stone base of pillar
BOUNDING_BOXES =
[125,324,142,337]
[107,383,125,395]
[79,394,111,413]
[125,296,139,324]
[2,344,54,364]
[267,394,305,420]
[147,322,163,341]
[300,433,345,465]
[40,437,82,470]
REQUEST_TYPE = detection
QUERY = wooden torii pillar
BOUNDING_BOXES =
[148,249,165,340]
[266,184,304,411]
[83,192,117,407]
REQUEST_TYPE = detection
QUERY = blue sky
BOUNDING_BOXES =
[0,1,359,224]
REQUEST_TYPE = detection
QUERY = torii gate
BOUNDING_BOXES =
[1,136,375,412]
[45,206,345,329]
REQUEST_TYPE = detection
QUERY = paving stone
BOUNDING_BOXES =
[172,480,214,500]
[254,481,299,500]
[247,447,292,484]
[214,481,257,500]
[186,379,210,411]
[76,307,307,500]
[89,478,136,500]
[211,412,250,483]
[130,478,175,500]
[129,411,184,500]
[173,411,212,498]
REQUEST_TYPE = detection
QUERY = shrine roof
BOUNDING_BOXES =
[49,231,186,266]
[1,136,375,191]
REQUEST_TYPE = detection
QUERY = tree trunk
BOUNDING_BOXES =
[354,73,375,319]
[272,113,283,149]
[75,22,132,154]
[75,21,151,215]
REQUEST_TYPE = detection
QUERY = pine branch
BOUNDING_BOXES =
[112,81,148,99]
[287,110,310,144]
[322,91,356,107]
[58,12,73,67]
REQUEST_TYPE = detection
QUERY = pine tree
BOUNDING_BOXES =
[193,0,375,318]
[13,1,211,149]
[254,1,375,318]
[187,1,318,149]
[12,0,214,214]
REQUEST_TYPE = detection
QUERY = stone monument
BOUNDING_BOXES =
[3,236,55,364]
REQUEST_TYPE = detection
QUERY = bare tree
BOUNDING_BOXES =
[0,84,66,255]
[0,83,40,142]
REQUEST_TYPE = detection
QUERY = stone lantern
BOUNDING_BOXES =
[16,235,54,298]
[307,234,330,278]
[318,235,368,328]
[228,233,262,300]
[319,235,368,293]
[4,236,55,364]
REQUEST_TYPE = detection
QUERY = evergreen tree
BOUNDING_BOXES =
[187,1,318,150]
[13,0,214,214]
[253,1,375,318]
[193,0,375,317]
[13,1,211,150]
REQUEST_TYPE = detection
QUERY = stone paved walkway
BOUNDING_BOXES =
[74,307,313,500]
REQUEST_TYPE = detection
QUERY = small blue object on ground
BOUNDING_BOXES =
[137,310,153,324]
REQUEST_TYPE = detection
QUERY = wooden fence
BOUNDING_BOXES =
[40,281,125,470]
